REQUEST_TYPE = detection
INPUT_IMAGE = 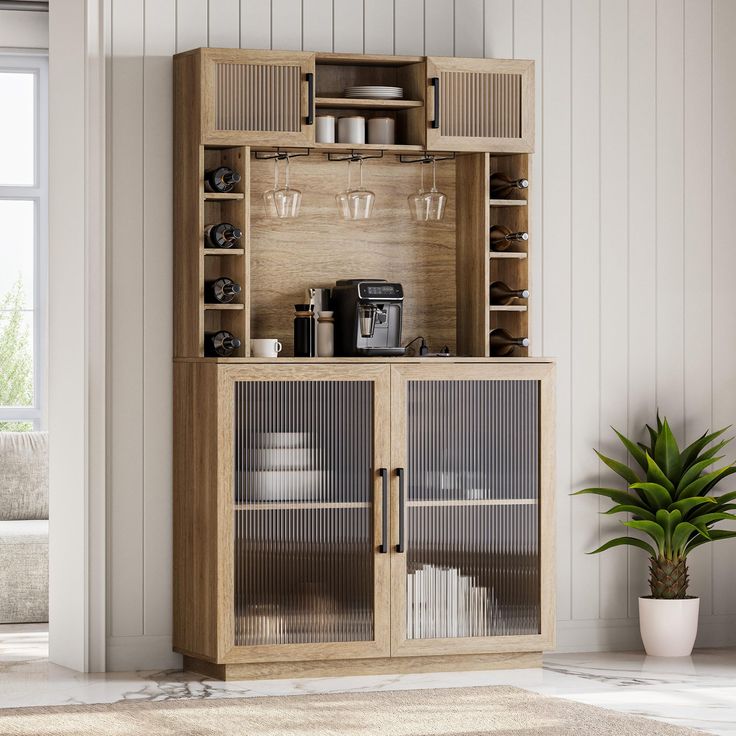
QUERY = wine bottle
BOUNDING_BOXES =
[490,225,529,251]
[204,330,242,357]
[490,172,529,198]
[205,277,242,304]
[489,328,529,356]
[490,281,530,305]
[204,222,242,249]
[204,166,241,193]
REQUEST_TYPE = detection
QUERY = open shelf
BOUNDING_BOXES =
[490,251,528,260]
[203,248,245,256]
[310,142,426,153]
[316,96,423,110]
[204,192,244,201]
[204,303,245,311]
[490,305,528,312]
[489,199,527,207]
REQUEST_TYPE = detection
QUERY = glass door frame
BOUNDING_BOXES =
[217,363,392,664]
[389,362,555,657]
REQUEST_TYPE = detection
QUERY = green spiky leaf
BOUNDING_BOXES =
[613,427,648,473]
[595,450,640,485]
[623,519,666,553]
[588,536,656,558]
[687,529,736,551]
[671,521,705,555]
[654,418,682,483]
[630,482,672,509]
[571,487,646,507]
[679,426,730,470]
[668,496,717,516]
[676,456,723,495]
[645,453,675,495]
[678,466,736,500]
[603,504,656,522]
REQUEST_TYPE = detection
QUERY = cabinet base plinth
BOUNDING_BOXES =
[182,651,542,681]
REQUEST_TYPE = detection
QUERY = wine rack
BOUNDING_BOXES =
[488,153,530,356]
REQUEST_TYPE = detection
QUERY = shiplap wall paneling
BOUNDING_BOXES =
[683,0,714,614]
[333,0,362,53]
[656,0,686,433]
[598,0,629,621]
[240,0,271,49]
[569,0,601,621]
[209,0,240,47]
[425,0,453,57]
[301,0,330,51]
[454,0,484,58]
[626,0,657,617]
[110,0,145,637]
[143,0,176,637]
[176,0,207,51]
[394,0,424,55]
[272,0,302,51]
[484,0,513,58]
[712,0,736,615]
[541,0,572,623]
[364,0,394,54]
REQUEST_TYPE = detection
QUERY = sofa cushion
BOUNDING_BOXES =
[0,519,48,623]
[0,432,48,520]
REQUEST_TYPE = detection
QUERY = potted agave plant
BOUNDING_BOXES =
[574,415,736,656]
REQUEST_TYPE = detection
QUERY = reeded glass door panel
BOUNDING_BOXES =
[405,379,540,639]
[234,379,375,647]
[408,380,538,502]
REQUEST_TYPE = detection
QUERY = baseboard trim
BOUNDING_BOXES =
[554,613,736,653]
[106,635,183,672]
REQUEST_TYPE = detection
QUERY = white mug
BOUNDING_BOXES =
[250,338,283,358]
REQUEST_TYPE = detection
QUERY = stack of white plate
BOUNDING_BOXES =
[344,85,403,99]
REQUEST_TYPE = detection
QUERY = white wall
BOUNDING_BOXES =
[106,0,736,669]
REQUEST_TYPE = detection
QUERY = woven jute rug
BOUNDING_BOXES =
[0,685,704,735]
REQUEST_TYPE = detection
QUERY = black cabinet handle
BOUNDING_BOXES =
[305,72,315,125]
[430,77,440,129]
[396,467,406,553]
[379,468,389,553]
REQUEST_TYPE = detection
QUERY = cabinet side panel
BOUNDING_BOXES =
[173,361,220,659]
[456,153,490,356]
[174,52,203,358]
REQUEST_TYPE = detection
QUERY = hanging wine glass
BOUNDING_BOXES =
[262,156,280,217]
[335,158,375,220]
[408,157,447,221]
[272,155,302,218]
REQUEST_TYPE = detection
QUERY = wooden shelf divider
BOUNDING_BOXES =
[204,192,245,201]
[203,248,245,256]
[490,305,528,312]
[489,199,527,207]
[315,96,423,110]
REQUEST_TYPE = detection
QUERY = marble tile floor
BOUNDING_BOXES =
[1,624,735,735]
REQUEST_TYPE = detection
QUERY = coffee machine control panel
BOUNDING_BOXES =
[357,282,404,301]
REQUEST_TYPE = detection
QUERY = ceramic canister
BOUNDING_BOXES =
[337,115,366,144]
[367,116,395,145]
[316,115,335,143]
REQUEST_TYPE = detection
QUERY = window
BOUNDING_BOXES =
[0,55,47,431]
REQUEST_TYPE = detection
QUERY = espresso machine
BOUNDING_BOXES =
[331,279,406,356]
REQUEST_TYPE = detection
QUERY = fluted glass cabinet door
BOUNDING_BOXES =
[224,365,391,662]
[389,364,554,657]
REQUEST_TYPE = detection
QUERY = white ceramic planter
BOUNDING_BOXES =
[639,596,700,657]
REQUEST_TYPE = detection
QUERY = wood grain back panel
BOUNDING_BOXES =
[248,154,457,356]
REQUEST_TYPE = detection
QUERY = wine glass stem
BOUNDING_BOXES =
[284,155,290,190]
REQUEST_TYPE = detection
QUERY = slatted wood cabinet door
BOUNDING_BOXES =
[425,57,535,153]
[201,49,316,146]
[389,362,555,657]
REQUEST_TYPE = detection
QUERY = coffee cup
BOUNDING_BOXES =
[250,338,283,358]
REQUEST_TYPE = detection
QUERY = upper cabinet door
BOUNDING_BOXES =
[201,49,316,146]
[425,57,534,153]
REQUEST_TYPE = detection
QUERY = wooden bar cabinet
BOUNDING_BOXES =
[173,48,554,680]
